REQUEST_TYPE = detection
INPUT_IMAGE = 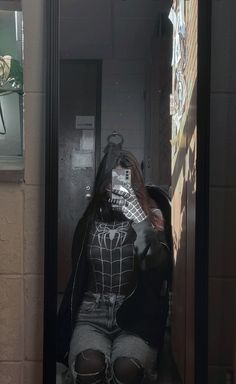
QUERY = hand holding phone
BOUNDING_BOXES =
[111,171,147,223]
[111,168,131,208]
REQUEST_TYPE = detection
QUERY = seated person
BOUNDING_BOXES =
[57,145,171,384]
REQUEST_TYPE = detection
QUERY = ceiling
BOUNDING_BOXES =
[60,0,171,59]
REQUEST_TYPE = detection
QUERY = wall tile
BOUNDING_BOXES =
[0,188,23,274]
[0,277,23,360]
[23,186,44,274]
[101,60,145,164]
[102,59,146,75]
[22,0,45,93]
[210,94,236,187]
[113,0,170,18]
[24,362,43,384]
[24,92,45,185]
[0,363,23,384]
[208,278,235,366]
[102,88,144,106]
[102,91,144,113]
[209,188,236,277]
[24,276,44,360]
[101,110,143,132]
[102,73,145,94]
[211,0,236,93]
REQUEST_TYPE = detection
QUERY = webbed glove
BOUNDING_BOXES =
[111,183,147,223]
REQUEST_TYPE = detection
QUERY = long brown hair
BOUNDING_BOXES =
[82,148,164,231]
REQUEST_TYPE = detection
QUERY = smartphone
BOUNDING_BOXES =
[111,168,131,207]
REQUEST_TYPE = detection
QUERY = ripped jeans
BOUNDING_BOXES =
[68,291,158,384]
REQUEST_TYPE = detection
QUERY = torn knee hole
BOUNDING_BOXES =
[113,357,144,384]
[74,349,106,375]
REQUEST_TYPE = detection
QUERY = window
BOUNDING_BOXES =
[0,7,24,175]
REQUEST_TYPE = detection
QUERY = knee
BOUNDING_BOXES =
[74,349,106,384]
[113,357,144,384]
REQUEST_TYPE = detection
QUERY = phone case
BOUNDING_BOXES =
[112,169,131,207]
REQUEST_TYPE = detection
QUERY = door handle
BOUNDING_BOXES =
[85,185,91,199]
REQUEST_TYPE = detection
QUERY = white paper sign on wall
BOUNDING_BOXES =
[75,115,95,130]
[72,151,93,169]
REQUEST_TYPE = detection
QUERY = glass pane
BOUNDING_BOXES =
[0,10,23,158]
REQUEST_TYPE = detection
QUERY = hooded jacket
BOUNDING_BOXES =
[57,214,172,365]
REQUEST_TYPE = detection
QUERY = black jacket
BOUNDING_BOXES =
[57,215,172,365]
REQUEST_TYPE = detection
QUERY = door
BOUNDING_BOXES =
[58,60,102,292]
[169,1,198,383]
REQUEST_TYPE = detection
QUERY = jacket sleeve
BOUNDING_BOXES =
[116,218,171,346]
[132,217,171,280]
[57,218,86,364]
[71,218,86,270]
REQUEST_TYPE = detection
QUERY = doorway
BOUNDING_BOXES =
[58,60,102,292]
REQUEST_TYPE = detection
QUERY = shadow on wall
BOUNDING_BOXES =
[171,81,197,382]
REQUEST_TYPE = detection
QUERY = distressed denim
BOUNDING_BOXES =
[68,291,158,383]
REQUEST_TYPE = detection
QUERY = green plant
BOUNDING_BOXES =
[0,55,23,135]
[0,55,23,95]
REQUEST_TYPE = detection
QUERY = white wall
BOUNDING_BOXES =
[101,59,146,166]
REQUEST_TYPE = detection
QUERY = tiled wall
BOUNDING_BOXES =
[208,0,236,382]
[0,0,45,383]
[101,59,146,165]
